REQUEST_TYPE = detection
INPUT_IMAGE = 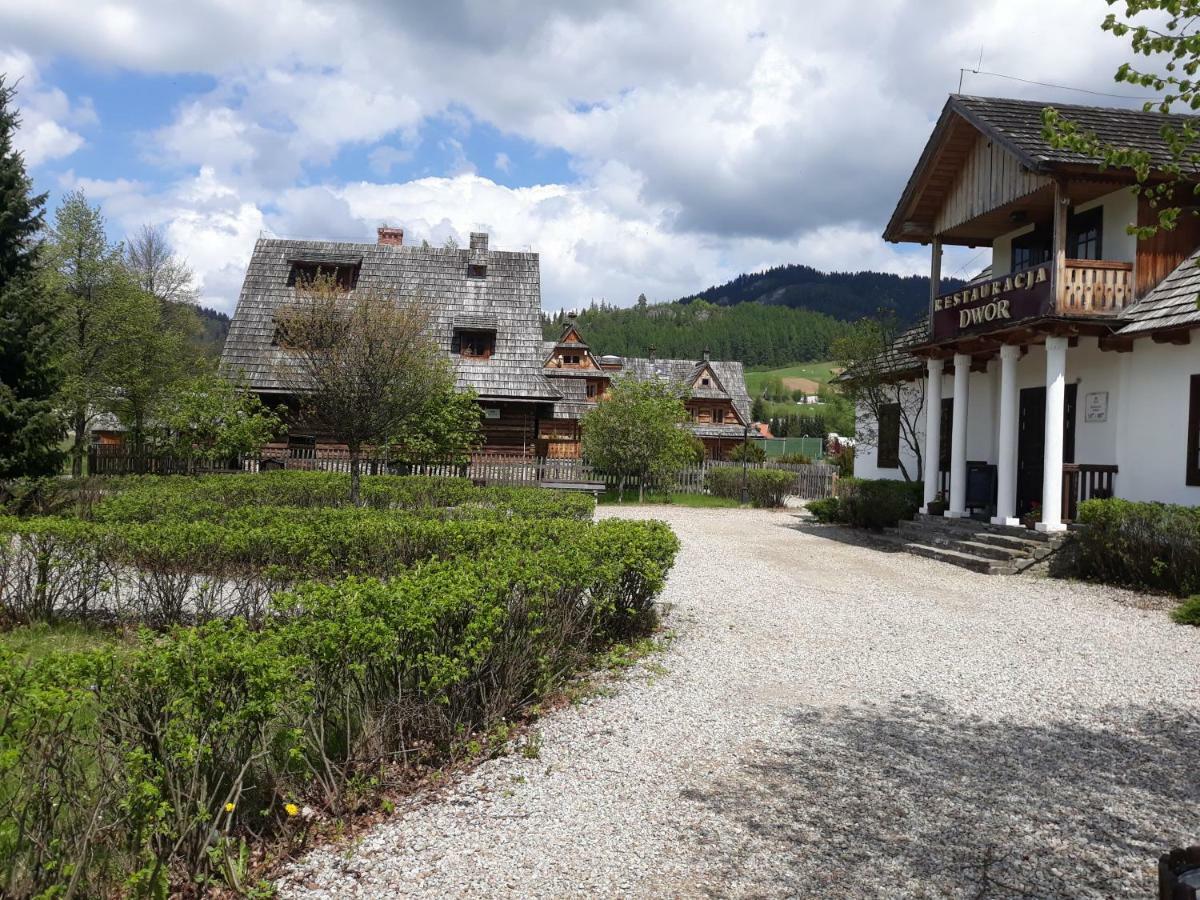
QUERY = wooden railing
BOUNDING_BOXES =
[1058,260,1133,316]
[1061,463,1118,522]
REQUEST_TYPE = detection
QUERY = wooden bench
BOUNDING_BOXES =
[538,480,607,497]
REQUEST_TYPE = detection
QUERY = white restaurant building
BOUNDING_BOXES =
[856,95,1200,531]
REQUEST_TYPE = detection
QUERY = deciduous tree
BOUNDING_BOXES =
[832,317,925,482]
[275,274,445,504]
[151,373,283,467]
[581,375,696,502]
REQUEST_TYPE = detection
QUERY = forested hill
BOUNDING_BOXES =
[543,265,963,368]
[544,301,849,368]
[686,263,963,322]
[192,305,231,361]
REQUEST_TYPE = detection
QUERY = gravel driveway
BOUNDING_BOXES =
[280,506,1200,899]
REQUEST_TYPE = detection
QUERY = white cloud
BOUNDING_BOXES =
[1,0,1158,311]
[0,48,94,166]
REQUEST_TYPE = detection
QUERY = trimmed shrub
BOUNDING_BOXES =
[0,519,680,896]
[1076,498,1200,596]
[1171,596,1200,626]
[705,467,795,507]
[806,496,841,523]
[833,477,922,529]
[91,472,596,524]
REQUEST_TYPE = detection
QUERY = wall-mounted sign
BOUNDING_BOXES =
[1084,391,1108,423]
[932,264,1054,340]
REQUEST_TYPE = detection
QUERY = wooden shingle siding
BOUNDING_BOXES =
[934,134,1050,235]
[219,237,560,403]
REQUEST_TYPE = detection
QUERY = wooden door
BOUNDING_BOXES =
[1016,384,1077,517]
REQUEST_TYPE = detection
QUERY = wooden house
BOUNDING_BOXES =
[220,229,562,455]
[539,322,753,459]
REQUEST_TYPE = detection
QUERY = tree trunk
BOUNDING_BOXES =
[71,408,86,478]
[349,446,362,506]
[638,471,645,503]
[617,474,626,503]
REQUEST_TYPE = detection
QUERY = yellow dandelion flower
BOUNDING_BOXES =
[224,802,235,813]
[284,803,300,817]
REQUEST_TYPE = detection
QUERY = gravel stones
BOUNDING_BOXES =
[279,507,1200,899]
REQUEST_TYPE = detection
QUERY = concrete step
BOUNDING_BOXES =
[912,513,1061,544]
[902,542,1014,575]
[945,539,1025,561]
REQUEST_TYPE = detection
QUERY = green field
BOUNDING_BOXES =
[744,360,840,398]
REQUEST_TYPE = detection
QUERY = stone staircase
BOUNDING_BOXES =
[893,513,1070,575]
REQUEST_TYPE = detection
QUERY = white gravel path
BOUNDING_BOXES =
[279,506,1200,898]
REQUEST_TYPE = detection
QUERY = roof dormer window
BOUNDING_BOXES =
[287,259,360,290]
[456,329,495,359]
[701,377,711,387]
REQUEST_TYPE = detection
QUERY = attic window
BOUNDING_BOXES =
[467,263,487,279]
[457,329,495,359]
[713,408,725,424]
[701,377,711,387]
[287,261,359,290]
[563,354,581,365]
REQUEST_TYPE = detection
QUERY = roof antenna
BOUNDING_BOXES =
[958,46,984,94]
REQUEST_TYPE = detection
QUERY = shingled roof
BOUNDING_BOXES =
[1119,251,1200,335]
[885,94,1200,243]
[617,356,753,425]
[220,235,560,402]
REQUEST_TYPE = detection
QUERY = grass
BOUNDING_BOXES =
[744,360,841,397]
[597,489,742,507]
[0,622,126,662]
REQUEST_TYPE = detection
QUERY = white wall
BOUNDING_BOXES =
[853,337,1200,507]
[1116,339,1200,504]
[852,381,927,482]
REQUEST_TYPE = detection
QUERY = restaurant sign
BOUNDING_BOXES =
[932,264,1053,340]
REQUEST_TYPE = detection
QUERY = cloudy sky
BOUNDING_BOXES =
[0,0,1161,314]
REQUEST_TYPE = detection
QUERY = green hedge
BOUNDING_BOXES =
[92,472,595,524]
[1075,498,1200,596]
[0,520,679,897]
[0,509,604,625]
[704,467,795,507]
[809,477,922,529]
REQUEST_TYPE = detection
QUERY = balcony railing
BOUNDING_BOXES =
[1062,463,1118,522]
[1058,260,1134,316]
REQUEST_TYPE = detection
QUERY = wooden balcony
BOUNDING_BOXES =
[1057,260,1134,316]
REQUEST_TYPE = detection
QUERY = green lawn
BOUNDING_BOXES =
[744,361,841,398]
[598,490,742,508]
[0,622,127,662]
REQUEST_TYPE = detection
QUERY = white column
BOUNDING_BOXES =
[921,358,944,512]
[945,352,970,518]
[992,344,1021,526]
[1037,336,1069,533]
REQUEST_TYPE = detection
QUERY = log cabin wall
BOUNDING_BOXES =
[1134,196,1200,298]
[934,133,1050,236]
[480,402,541,455]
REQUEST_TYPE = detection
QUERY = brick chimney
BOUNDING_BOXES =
[469,231,488,252]
[377,226,404,247]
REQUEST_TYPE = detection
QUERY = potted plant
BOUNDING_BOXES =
[926,491,948,516]
[1021,501,1041,530]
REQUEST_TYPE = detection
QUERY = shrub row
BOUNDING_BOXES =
[1075,498,1200,596]
[0,519,679,897]
[0,508,605,625]
[89,472,596,524]
[704,467,795,508]
[807,477,923,529]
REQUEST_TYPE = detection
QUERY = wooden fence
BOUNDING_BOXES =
[87,447,839,499]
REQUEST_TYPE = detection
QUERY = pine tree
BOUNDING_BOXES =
[0,76,63,478]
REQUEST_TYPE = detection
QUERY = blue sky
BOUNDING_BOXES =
[0,0,1157,314]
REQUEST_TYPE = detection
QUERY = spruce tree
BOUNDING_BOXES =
[0,76,63,478]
